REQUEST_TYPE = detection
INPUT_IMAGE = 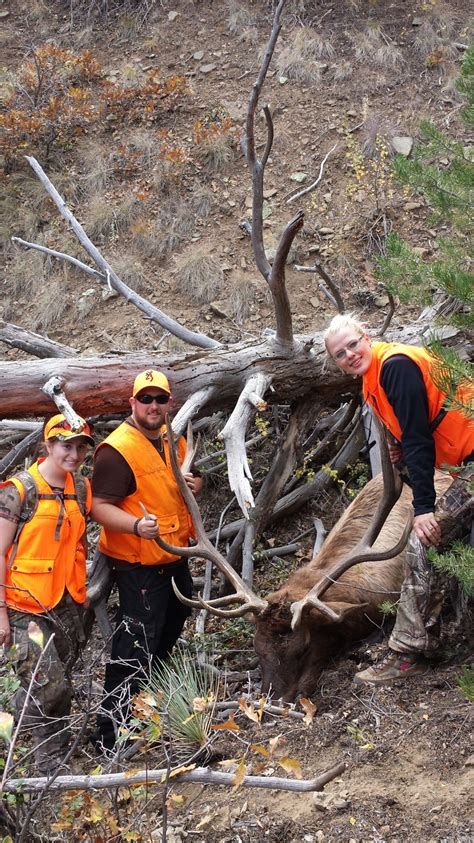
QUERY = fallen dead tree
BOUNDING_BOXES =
[2,761,346,794]
[1,0,466,560]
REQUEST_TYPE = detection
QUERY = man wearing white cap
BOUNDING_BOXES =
[91,370,202,749]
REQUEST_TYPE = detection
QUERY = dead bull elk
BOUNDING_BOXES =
[156,417,448,701]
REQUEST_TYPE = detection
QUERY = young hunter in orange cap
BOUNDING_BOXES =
[0,414,93,774]
[91,370,202,750]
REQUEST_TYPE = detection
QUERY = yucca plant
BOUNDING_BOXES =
[457,665,474,702]
[143,645,219,762]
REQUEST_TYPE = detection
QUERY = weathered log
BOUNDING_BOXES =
[0,320,78,358]
[0,323,447,419]
[3,761,346,794]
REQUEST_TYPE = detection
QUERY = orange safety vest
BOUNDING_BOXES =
[97,423,195,565]
[2,461,91,614]
[363,341,474,469]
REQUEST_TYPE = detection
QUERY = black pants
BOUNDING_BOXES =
[98,559,192,747]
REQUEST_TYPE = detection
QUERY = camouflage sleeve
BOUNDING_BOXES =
[0,484,22,524]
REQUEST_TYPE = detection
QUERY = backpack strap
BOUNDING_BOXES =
[73,472,88,517]
[7,471,39,570]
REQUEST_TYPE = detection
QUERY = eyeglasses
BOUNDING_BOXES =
[332,336,365,362]
[136,393,170,405]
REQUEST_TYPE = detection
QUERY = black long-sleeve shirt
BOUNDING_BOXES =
[380,355,436,516]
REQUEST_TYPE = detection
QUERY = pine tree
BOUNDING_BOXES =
[377,41,473,418]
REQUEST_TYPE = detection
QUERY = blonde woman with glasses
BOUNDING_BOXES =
[324,314,473,685]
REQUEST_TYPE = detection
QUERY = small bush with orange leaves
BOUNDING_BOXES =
[0,43,187,171]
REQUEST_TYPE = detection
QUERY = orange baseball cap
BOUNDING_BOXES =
[132,370,171,397]
[44,414,94,445]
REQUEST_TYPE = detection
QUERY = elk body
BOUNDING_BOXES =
[253,472,450,700]
[155,417,452,703]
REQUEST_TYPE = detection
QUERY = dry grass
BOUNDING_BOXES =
[32,276,69,332]
[132,198,195,262]
[196,132,234,174]
[351,26,404,68]
[83,193,140,239]
[152,160,185,198]
[174,248,224,304]
[334,60,353,81]
[226,1,257,35]
[226,278,258,324]
[191,186,214,219]
[77,139,113,196]
[5,248,45,300]
[277,28,333,84]
[110,252,148,292]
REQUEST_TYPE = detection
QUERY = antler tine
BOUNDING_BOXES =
[180,418,201,475]
[290,517,413,628]
[362,414,402,547]
[171,578,259,618]
[164,415,268,615]
[290,420,413,629]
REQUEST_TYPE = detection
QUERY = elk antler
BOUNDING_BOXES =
[153,415,268,618]
[180,419,201,475]
[290,415,412,629]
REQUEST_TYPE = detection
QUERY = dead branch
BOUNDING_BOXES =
[0,429,42,481]
[0,320,78,359]
[227,394,318,583]
[295,262,345,314]
[3,761,346,794]
[380,290,396,334]
[312,519,327,555]
[245,0,299,348]
[41,376,85,430]
[11,237,105,282]
[171,387,216,437]
[210,417,364,543]
[211,700,305,719]
[219,373,272,517]
[23,156,220,351]
[287,143,338,204]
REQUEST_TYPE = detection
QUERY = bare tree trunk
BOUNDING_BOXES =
[0,321,78,358]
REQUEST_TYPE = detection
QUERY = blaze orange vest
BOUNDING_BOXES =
[2,461,91,614]
[363,341,474,469]
[97,423,195,565]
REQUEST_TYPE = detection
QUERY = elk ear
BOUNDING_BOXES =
[308,601,370,626]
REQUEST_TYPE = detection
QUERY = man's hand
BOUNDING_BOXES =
[0,606,11,648]
[137,512,159,540]
[413,512,441,547]
[183,473,203,497]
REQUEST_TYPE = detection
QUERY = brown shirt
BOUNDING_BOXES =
[91,418,166,502]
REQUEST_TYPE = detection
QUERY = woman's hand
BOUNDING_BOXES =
[413,512,441,547]
[0,606,11,648]
[183,473,203,497]
[388,442,403,465]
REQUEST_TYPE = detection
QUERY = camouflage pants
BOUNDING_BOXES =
[8,594,84,775]
[390,471,473,656]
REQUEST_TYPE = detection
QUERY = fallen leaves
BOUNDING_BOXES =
[211,711,240,732]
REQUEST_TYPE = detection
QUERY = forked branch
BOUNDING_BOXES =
[219,373,272,517]
[245,0,299,348]
[23,156,220,351]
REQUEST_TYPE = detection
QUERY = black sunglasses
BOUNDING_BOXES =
[136,393,170,405]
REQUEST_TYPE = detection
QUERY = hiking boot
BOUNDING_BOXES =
[354,649,428,686]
